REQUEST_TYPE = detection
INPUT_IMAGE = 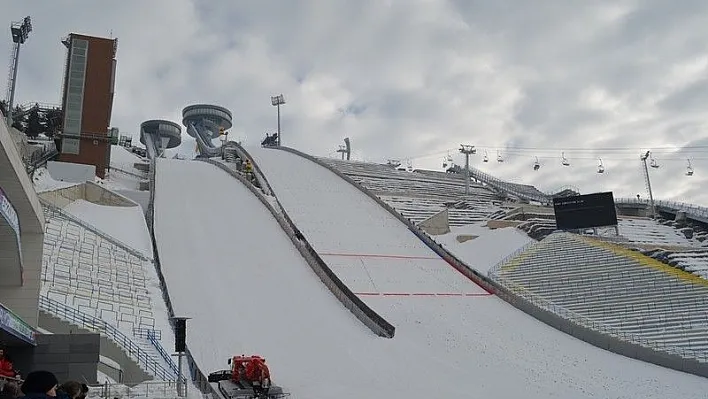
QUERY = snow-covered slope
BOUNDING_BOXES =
[154,159,407,398]
[246,146,708,398]
[618,217,698,247]
[62,199,153,258]
[434,223,535,274]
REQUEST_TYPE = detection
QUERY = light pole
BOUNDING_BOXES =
[5,16,32,126]
[640,150,656,218]
[459,144,477,195]
[172,316,190,397]
[270,94,285,146]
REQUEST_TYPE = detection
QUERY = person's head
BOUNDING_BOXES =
[21,370,59,397]
[58,382,82,399]
[1,382,20,398]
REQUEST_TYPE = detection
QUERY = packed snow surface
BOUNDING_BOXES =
[618,217,697,247]
[434,223,535,274]
[245,146,708,398]
[62,199,153,258]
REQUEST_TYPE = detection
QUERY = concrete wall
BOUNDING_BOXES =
[0,233,43,328]
[32,333,100,384]
[39,181,137,208]
[47,161,96,183]
[114,189,150,213]
[419,209,450,235]
[486,220,523,229]
[0,109,44,235]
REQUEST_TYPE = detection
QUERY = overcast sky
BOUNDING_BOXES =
[3,0,708,205]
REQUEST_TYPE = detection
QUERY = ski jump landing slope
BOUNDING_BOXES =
[248,147,708,399]
[154,159,477,398]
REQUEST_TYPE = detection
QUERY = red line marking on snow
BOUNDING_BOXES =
[355,292,493,297]
[319,252,440,260]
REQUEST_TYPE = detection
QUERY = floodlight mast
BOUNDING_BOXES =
[270,94,285,146]
[640,150,656,218]
[459,144,476,195]
[5,16,32,125]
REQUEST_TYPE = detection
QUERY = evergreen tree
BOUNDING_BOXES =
[11,105,26,131]
[43,107,63,138]
[25,105,44,138]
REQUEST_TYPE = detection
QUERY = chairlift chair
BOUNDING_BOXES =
[496,150,504,163]
[597,158,605,174]
[650,157,660,168]
[442,157,448,169]
[483,150,489,163]
[561,152,570,166]
[686,159,694,176]
[533,156,540,171]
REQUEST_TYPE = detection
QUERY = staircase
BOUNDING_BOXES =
[39,296,178,383]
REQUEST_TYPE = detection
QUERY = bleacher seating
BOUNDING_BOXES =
[41,208,157,332]
[490,232,708,360]
[318,158,514,226]
[640,248,708,280]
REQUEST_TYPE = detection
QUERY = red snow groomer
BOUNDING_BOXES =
[208,355,289,399]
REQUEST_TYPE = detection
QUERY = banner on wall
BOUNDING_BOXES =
[0,302,36,345]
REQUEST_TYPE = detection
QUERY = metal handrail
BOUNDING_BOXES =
[466,165,550,204]
[147,330,179,375]
[39,296,178,380]
[616,197,708,220]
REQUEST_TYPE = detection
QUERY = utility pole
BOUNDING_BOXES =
[270,94,285,146]
[640,151,656,218]
[5,16,32,126]
[459,144,476,195]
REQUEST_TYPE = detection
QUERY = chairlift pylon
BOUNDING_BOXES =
[533,156,540,171]
[597,158,605,174]
[686,159,694,176]
[561,152,570,167]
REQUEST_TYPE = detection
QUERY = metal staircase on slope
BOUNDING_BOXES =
[39,296,178,382]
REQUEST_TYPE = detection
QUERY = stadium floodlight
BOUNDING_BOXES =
[270,94,285,146]
[5,16,33,125]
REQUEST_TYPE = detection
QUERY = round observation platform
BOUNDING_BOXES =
[182,104,233,139]
[139,119,182,148]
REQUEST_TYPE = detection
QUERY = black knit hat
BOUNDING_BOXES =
[21,370,59,394]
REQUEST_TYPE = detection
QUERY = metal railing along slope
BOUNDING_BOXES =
[39,296,178,380]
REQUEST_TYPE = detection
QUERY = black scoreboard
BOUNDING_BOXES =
[553,192,618,230]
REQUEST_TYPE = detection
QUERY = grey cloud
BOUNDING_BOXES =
[3,0,708,205]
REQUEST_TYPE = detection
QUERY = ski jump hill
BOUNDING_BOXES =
[149,144,708,399]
